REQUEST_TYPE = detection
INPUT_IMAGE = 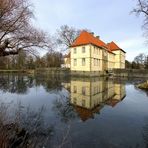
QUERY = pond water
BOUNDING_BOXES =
[0,74,148,148]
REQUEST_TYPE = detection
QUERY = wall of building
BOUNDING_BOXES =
[113,50,125,69]
[69,45,125,72]
[107,52,115,70]
[70,44,112,72]
[90,45,103,71]
[70,45,91,71]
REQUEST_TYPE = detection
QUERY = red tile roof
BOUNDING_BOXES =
[70,31,108,48]
[69,31,126,54]
[107,41,126,53]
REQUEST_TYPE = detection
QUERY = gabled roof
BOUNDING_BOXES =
[70,31,108,48]
[69,31,126,54]
[107,41,126,53]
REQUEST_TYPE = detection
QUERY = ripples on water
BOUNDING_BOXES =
[0,74,148,148]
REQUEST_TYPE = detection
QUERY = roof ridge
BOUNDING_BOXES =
[70,31,108,48]
[70,31,126,53]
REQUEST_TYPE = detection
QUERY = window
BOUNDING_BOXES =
[94,59,99,66]
[94,46,96,54]
[82,100,85,107]
[97,59,99,66]
[74,48,77,54]
[74,59,77,66]
[94,59,96,66]
[94,87,96,95]
[82,47,85,53]
[73,86,77,93]
[82,58,85,66]
[82,86,86,95]
[97,86,99,93]
[104,51,107,56]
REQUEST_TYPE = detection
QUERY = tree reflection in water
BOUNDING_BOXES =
[143,118,148,148]
[1,74,148,148]
[52,96,77,123]
[0,74,68,94]
[52,96,76,148]
[0,101,53,148]
[35,75,63,93]
[0,74,33,94]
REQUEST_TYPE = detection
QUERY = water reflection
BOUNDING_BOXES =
[0,74,33,94]
[0,102,53,148]
[1,74,148,148]
[63,77,126,121]
[0,74,67,94]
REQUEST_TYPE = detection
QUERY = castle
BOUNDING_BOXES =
[64,31,126,72]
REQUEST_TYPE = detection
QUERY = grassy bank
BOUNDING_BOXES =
[137,81,148,90]
[0,69,34,74]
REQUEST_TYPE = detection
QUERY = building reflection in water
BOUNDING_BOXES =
[63,77,126,121]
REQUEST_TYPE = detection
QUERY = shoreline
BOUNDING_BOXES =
[0,68,148,78]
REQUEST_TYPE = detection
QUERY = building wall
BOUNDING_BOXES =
[107,52,115,70]
[113,50,125,69]
[69,45,125,71]
[70,45,91,71]
[90,45,103,71]
[70,44,108,72]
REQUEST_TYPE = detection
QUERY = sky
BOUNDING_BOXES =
[31,0,148,61]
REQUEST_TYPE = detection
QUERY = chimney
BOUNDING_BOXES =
[96,36,100,39]
[90,32,94,36]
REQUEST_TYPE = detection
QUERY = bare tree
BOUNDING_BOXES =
[134,53,146,63]
[56,25,90,51]
[0,0,52,57]
[134,53,146,69]
[56,25,80,49]
[132,0,148,36]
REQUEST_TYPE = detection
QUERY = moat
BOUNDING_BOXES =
[0,74,148,148]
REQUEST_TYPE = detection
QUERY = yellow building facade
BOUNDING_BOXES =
[64,31,126,72]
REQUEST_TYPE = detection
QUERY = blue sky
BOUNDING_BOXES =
[31,0,148,61]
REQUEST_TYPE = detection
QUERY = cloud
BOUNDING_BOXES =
[30,0,148,61]
[118,38,148,61]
